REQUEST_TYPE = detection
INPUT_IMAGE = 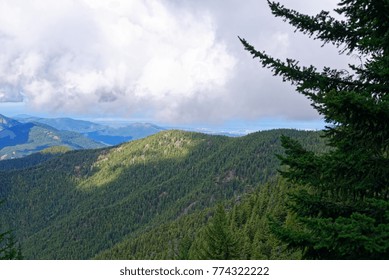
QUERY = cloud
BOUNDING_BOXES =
[0,0,346,123]
[0,0,236,121]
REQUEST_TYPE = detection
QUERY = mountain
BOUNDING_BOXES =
[95,179,301,260]
[0,114,20,129]
[85,123,164,145]
[0,146,71,172]
[16,116,165,145]
[0,114,105,160]
[15,116,107,133]
[0,129,327,259]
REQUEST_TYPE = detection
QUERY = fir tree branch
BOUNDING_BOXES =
[238,36,363,99]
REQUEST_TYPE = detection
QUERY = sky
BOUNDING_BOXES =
[0,0,351,130]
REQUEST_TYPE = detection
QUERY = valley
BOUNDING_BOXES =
[0,129,326,259]
[0,114,165,159]
[0,114,105,160]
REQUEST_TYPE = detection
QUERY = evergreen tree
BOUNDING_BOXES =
[176,235,193,260]
[240,0,389,259]
[0,233,23,260]
[196,204,240,259]
[1,216,22,259]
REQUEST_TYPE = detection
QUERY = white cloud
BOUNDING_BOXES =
[0,0,347,123]
[0,0,236,121]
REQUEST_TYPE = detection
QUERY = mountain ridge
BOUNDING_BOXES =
[0,113,21,129]
[0,114,105,160]
[0,129,327,259]
[15,115,165,145]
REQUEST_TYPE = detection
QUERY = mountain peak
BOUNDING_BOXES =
[0,114,20,128]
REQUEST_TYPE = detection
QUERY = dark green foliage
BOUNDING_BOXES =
[0,201,23,260]
[176,235,193,260]
[96,178,301,260]
[0,146,71,172]
[240,0,389,259]
[0,232,23,260]
[194,204,239,260]
[0,231,14,259]
[0,129,325,259]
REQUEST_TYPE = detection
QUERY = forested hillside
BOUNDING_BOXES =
[0,146,71,172]
[95,178,301,260]
[0,129,326,259]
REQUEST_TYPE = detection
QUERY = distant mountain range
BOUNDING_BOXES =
[0,114,166,160]
[0,114,105,160]
[16,116,107,133]
[15,115,165,146]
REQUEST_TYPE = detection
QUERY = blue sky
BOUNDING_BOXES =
[0,0,346,131]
